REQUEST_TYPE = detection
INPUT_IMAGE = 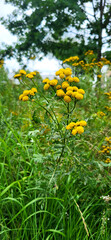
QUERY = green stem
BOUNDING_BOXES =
[39,89,62,131]
[57,102,70,163]
[34,99,56,124]
[57,135,66,164]
[30,78,38,88]
[69,99,77,114]
[67,103,70,125]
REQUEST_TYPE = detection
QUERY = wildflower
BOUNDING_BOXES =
[67,77,74,82]
[79,60,84,65]
[0,59,4,64]
[105,158,111,163]
[105,106,111,111]
[73,86,78,91]
[105,137,111,142]
[14,73,21,78]
[23,90,30,96]
[56,85,61,90]
[62,81,69,89]
[72,63,79,67]
[26,73,34,79]
[66,122,76,130]
[50,79,58,86]
[66,86,74,91]
[75,121,81,126]
[95,62,103,68]
[64,68,72,76]
[97,75,102,78]
[79,120,87,126]
[63,56,79,63]
[66,90,73,96]
[67,120,87,136]
[75,92,83,100]
[77,89,85,95]
[56,89,65,97]
[22,96,29,101]
[19,94,24,100]
[73,77,80,83]
[30,71,36,76]
[59,73,65,79]
[19,70,26,75]
[31,88,37,93]
[72,128,77,135]
[97,111,106,117]
[55,68,64,76]
[28,90,35,96]
[71,92,78,98]
[64,95,71,103]
[92,58,96,62]
[85,50,94,55]
[44,84,50,90]
[76,126,84,134]
[42,78,50,84]
[55,70,61,76]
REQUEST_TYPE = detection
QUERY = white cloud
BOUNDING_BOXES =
[0,25,17,44]
[0,0,15,17]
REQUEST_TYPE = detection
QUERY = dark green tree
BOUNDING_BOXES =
[0,0,111,61]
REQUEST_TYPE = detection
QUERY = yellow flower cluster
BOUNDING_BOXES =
[56,85,85,103]
[95,61,103,68]
[66,120,87,136]
[63,56,79,63]
[63,52,111,73]
[0,59,4,68]
[14,73,21,79]
[104,92,111,100]
[98,137,111,163]
[85,50,94,55]
[105,158,111,163]
[56,68,85,103]
[14,70,36,79]
[19,70,26,75]
[100,57,111,65]
[42,78,58,90]
[105,106,111,112]
[97,75,102,78]
[97,111,106,118]
[42,68,85,103]
[55,68,72,77]
[19,88,37,101]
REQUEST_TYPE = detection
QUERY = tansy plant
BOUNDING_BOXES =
[98,137,111,164]
[18,66,87,163]
[63,51,111,78]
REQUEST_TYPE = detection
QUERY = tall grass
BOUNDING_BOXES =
[0,64,111,240]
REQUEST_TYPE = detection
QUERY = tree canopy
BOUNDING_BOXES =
[1,0,111,61]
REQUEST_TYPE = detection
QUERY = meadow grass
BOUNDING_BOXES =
[0,63,111,240]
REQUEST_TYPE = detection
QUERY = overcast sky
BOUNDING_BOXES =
[0,0,61,78]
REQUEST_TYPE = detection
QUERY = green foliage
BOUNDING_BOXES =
[0,0,111,61]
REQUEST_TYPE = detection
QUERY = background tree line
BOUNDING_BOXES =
[0,0,111,62]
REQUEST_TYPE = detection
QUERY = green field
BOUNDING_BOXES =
[0,55,111,240]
